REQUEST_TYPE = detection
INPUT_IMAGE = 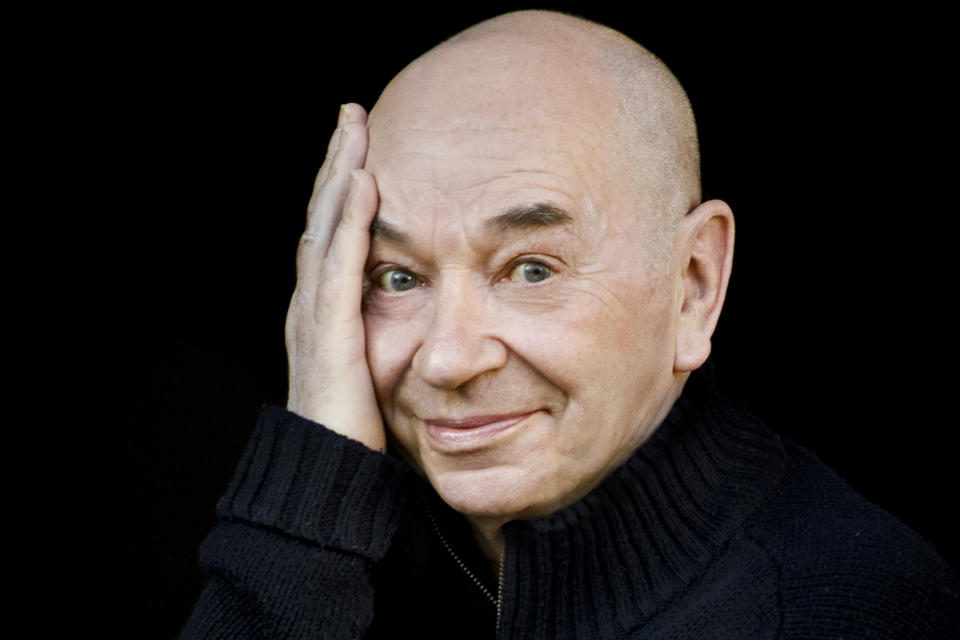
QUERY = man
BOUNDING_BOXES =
[181,10,959,639]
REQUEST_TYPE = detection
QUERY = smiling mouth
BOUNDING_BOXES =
[423,411,536,449]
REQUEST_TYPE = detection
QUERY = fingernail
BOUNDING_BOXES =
[336,121,354,151]
[339,104,352,126]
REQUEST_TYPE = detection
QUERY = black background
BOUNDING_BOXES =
[112,5,957,637]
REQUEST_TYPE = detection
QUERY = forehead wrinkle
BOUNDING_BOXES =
[373,124,560,157]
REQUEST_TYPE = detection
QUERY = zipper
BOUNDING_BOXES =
[421,488,498,608]
[495,544,505,633]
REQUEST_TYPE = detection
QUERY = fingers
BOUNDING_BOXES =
[297,103,370,290]
[311,106,348,188]
[323,168,379,313]
[304,104,368,244]
[311,103,368,193]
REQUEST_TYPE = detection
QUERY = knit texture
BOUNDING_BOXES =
[181,367,960,638]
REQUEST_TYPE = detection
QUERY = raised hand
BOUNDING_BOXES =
[284,104,386,452]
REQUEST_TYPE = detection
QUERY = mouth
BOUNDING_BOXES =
[422,411,536,450]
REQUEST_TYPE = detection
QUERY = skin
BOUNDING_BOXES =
[286,11,734,565]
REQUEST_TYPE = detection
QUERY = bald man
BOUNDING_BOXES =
[181,11,959,639]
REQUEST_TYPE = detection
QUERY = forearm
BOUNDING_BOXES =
[180,406,412,639]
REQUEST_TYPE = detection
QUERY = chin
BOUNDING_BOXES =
[428,464,559,521]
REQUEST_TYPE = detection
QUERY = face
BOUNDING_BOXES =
[362,52,685,523]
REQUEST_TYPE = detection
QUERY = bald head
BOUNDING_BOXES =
[368,10,700,247]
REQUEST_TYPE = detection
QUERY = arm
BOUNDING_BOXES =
[180,407,411,639]
[181,105,399,638]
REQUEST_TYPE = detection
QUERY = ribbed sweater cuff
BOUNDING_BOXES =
[216,405,413,560]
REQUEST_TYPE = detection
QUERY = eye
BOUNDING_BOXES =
[378,268,421,292]
[510,261,552,283]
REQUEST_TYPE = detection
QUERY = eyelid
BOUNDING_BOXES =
[369,264,427,292]
[368,263,407,281]
[502,255,562,283]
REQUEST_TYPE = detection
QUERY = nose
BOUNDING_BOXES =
[411,276,508,389]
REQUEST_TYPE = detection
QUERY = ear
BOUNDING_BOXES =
[674,199,735,372]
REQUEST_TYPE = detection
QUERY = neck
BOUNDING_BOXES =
[467,515,508,573]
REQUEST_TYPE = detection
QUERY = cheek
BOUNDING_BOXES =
[510,275,671,386]
[363,306,423,406]
[524,278,677,456]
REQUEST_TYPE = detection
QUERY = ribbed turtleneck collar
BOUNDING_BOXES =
[430,363,788,638]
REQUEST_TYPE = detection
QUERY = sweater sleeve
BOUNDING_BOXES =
[179,406,413,639]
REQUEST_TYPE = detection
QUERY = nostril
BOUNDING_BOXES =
[412,326,509,390]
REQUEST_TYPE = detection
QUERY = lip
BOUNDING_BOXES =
[423,411,536,450]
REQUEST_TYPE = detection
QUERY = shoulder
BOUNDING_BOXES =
[744,439,960,639]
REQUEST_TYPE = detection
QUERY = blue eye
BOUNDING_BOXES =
[511,261,551,283]
[379,268,420,292]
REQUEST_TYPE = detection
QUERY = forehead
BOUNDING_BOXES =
[363,39,641,241]
[366,110,631,242]
[373,117,585,190]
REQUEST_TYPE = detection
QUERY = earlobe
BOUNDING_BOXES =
[674,200,735,372]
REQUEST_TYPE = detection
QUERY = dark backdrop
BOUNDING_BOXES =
[112,5,957,637]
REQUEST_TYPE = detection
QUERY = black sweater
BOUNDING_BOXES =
[181,368,960,638]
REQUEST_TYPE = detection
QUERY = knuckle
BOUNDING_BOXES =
[298,233,320,248]
[297,234,325,260]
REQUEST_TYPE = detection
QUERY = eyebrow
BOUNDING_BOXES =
[485,202,574,233]
[370,201,573,245]
[370,216,411,244]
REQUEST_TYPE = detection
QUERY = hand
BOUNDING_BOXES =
[285,103,386,452]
